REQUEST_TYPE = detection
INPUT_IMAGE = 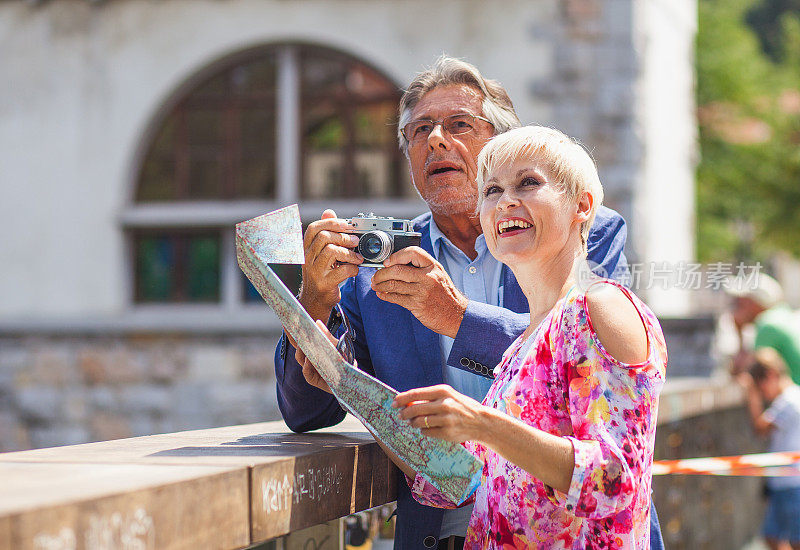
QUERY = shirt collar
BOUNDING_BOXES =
[428,217,489,263]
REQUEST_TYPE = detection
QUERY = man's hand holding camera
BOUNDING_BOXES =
[293,211,467,387]
[372,247,467,338]
[298,209,364,323]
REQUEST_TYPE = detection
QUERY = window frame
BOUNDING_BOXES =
[124,43,426,312]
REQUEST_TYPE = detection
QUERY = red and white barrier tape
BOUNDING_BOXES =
[653,451,800,476]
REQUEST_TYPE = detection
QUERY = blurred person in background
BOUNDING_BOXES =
[275,56,664,550]
[729,274,800,384]
[738,348,800,550]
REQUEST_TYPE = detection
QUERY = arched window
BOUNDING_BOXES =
[125,44,420,307]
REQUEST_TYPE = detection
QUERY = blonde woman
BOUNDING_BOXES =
[393,126,667,548]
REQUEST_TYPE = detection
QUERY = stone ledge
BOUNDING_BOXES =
[0,418,396,548]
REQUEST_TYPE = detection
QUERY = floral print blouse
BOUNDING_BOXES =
[410,281,667,549]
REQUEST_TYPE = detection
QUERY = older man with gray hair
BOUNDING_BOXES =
[274,56,662,549]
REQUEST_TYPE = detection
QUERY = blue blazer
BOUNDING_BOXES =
[275,205,630,549]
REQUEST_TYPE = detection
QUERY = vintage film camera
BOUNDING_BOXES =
[345,213,422,267]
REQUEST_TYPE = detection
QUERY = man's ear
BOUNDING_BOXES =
[575,191,594,223]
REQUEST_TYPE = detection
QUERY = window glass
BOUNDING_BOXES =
[187,236,220,301]
[187,154,225,199]
[193,71,229,98]
[240,107,276,198]
[136,236,175,302]
[138,158,177,202]
[301,52,349,95]
[136,57,277,202]
[233,57,278,95]
[300,47,403,199]
[138,118,177,201]
[354,103,395,147]
[303,103,346,199]
[134,231,220,303]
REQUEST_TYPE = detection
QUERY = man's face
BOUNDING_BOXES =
[406,85,495,217]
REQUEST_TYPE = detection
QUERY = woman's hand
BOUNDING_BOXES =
[294,320,340,394]
[392,384,489,443]
[397,384,576,493]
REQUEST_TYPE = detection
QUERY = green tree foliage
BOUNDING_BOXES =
[697,0,800,262]
[746,0,800,62]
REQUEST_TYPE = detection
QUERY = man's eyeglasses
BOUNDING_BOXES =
[401,113,493,144]
[327,303,355,364]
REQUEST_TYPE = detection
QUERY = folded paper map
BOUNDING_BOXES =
[236,205,482,505]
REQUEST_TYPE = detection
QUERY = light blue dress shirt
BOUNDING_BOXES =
[429,219,504,538]
[429,219,504,401]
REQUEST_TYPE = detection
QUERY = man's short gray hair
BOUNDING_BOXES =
[397,55,521,156]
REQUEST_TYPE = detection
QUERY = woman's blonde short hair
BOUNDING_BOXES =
[476,126,604,249]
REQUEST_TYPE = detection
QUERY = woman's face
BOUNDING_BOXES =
[479,157,585,268]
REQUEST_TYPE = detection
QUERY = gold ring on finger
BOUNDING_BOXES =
[424,416,430,429]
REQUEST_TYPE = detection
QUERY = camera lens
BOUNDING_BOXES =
[364,238,382,256]
[358,231,392,263]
